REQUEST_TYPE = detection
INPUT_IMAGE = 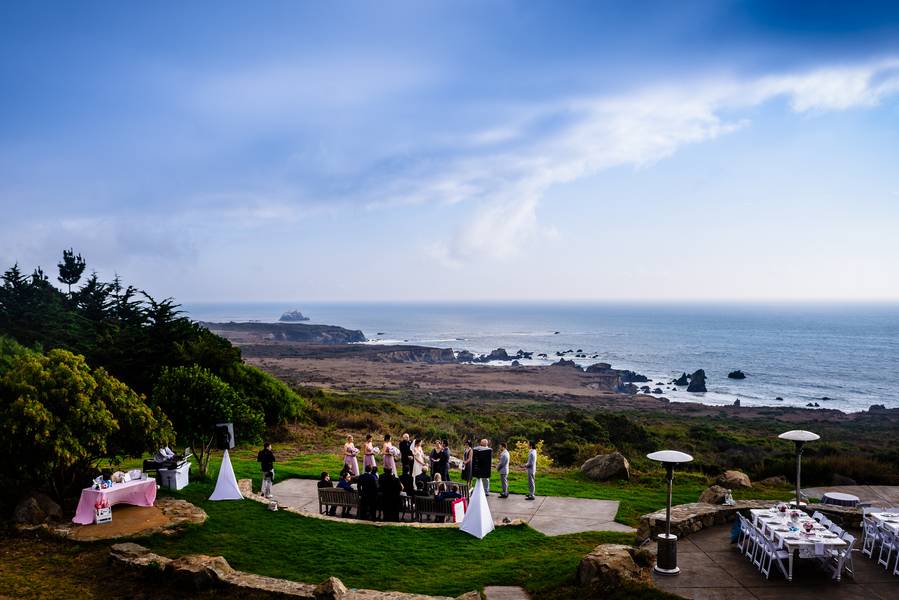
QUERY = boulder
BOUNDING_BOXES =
[775,397,784,401]
[551,358,580,369]
[577,544,653,594]
[727,370,746,379]
[314,577,348,600]
[673,372,689,386]
[652,388,663,394]
[698,485,729,504]
[733,398,740,407]
[585,362,613,373]
[617,383,638,394]
[581,452,630,481]
[13,492,62,526]
[165,555,234,590]
[474,348,512,362]
[716,470,752,489]
[456,350,475,362]
[686,369,707,392]
[620,370,650,383]
[758,475,788,487]
[640,385,651,393]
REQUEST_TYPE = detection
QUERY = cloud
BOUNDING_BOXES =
[405,58,899,264]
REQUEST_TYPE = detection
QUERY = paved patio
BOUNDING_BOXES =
[652,523,899,599]
[802,485,899,506]
[270,478,634,536]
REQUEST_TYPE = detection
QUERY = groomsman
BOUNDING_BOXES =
[497,442,510,498]
[399,433,412,477]
[472,438,492,495]
[524,440,537,500]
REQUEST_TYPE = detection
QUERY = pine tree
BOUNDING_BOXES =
[57,248,86,295]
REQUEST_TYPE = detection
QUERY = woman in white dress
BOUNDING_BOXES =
[411,438,427,489]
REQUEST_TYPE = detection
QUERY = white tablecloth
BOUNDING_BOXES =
[871,512,899,534]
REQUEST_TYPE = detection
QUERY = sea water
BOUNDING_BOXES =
[183,301,899,413]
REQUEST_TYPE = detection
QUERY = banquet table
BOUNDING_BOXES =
[870,511,899,534]
[821,491,860,507]
[749,508,847,581]
[72,478,157,524]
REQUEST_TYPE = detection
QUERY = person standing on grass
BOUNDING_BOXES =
[380,467,402,522]
[461,439,473,485]
[399,433,412,477]
[257,442,276,499]
[358,465,379,520]
[497,442,510,498]
[343,435,360,477]
[382,434,398,473]
[363,434,378,470]
[429,440,443,479]
[441,438,451,481]
[524,440,537,500]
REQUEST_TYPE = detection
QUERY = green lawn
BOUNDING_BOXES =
[145,477,633,597]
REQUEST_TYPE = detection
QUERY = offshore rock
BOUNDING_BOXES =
[279,310,310,322]
[673,372,689,386]
[686,369,707,392]
[727,370,746,379]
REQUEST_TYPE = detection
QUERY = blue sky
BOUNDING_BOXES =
[2,1,899,301]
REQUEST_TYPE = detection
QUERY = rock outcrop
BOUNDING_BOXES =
[585,362,613,373]
[474,348,512,362]
[727,370,746,379]
[13,492,62,526]
[369,347,456,363]
[455,350,475,362]
[279,310,310,322]
[551,358,581,369]
[581,452,630,481]
[716,470,751,489]
[686,369,707,392]
[698,485,729,504]
[620,370,650,383]
[202,322,365,344]
[166,554,235,590]
[673,372,689,386]
[577,544,654,595]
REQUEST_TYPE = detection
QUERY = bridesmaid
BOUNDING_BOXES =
[363,434,378,470]
[382,434,398,473]
[343,435,360,477]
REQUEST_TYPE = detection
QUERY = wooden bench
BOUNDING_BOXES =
[318,488,358,516]
[425,481,471,499]
[414,496,456,522]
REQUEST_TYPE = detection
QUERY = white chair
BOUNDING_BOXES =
[759,535,790,580]
[836,532,856,580]
[861,516,882,558]
[736,514,752,555]
[828,522,844,536]
[878,529,898,571]
[812,510,826,522]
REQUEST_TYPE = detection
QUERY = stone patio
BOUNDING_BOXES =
[651,523,899,599]
[270,478,634,536]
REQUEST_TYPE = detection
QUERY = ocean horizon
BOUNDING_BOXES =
[184,301,899,414]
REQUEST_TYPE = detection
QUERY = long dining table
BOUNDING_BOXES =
[870,511,899,534]
[749,508,847,581]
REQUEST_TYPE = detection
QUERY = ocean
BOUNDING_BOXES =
[183,302,899,413]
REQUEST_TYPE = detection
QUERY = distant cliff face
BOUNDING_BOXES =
[201,322,366,345]
[368,347,457,363]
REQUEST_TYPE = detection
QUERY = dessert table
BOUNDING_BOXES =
[750,508,847,580]
[72,478,157,524]
[870,511,899,534]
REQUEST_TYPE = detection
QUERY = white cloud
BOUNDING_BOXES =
[404,58,899,264]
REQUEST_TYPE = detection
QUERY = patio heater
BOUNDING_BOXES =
[778,430,819,508]
[647,450,693,575]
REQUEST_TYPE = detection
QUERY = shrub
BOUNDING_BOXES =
[224,363,307,425]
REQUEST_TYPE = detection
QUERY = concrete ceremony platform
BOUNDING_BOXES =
[651,523,899,599]
[802,485,899,506]
[270,478,634,536]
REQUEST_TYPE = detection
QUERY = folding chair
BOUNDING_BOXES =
[861,516,881,558]
[878,529,898,571]
[759,536,790,580]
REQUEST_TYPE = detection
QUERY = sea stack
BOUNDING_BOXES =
[687,369,707,392]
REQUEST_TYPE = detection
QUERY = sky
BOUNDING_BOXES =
[2,1,899,303]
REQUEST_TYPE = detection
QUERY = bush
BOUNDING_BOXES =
[224,363,307,425]
[153,365,264,477]
[0,348,173,498]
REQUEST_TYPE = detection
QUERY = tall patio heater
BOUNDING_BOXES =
[647,450,693,575]
[778,430,819,508]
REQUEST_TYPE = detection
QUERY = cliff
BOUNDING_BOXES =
[201,322,366,345]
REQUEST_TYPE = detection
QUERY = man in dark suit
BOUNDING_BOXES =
[357,465,379,521]
[379,467,403,522]
[441,439,451,481]
[399,433,413,477]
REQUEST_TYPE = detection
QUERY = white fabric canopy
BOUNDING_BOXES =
[209,449,243,501]
[460,479,494,539]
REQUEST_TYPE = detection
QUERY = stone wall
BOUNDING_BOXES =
[109,543,478,600]
[637,500,863,543]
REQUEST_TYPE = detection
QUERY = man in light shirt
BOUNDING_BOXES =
[497,442,510,498]
[524,440,537,500]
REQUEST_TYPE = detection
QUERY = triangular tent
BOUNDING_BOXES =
[459,479,494,539]
[209,449,244,501]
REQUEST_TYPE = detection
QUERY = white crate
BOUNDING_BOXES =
[95,507,112,524]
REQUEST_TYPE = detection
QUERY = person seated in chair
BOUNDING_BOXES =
[435,484,462,522]
[336,471,355,516]
[317,471,337,515]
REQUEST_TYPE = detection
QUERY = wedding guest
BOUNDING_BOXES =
[441,438,451,480]
[432,472,446,494]
[497,442,510,498]
[357,465,379,521]
[363,434,378,470]
[317,471,336,515]
[436,484,462,522]
[473,438,491,495]
[461,439,473,485]
[380,467,403,522]
[336,471,355,516]
[429,441,442,478]
[399,433,412,477]
[343,435,360,477]
[371,465,379,482]
[257,441,276,499]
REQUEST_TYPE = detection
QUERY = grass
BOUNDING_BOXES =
[145,477,634,597]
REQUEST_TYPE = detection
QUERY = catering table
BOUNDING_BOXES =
[821,491,860,507]
[72,478,157,525]
[870,511,899,534]
[750,508,847,581]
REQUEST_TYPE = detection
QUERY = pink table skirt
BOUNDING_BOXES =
[72,478,157,524]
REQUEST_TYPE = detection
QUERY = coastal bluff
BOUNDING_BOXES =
[201,321,366,345]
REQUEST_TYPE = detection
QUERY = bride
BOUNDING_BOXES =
[411,438,427,489]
